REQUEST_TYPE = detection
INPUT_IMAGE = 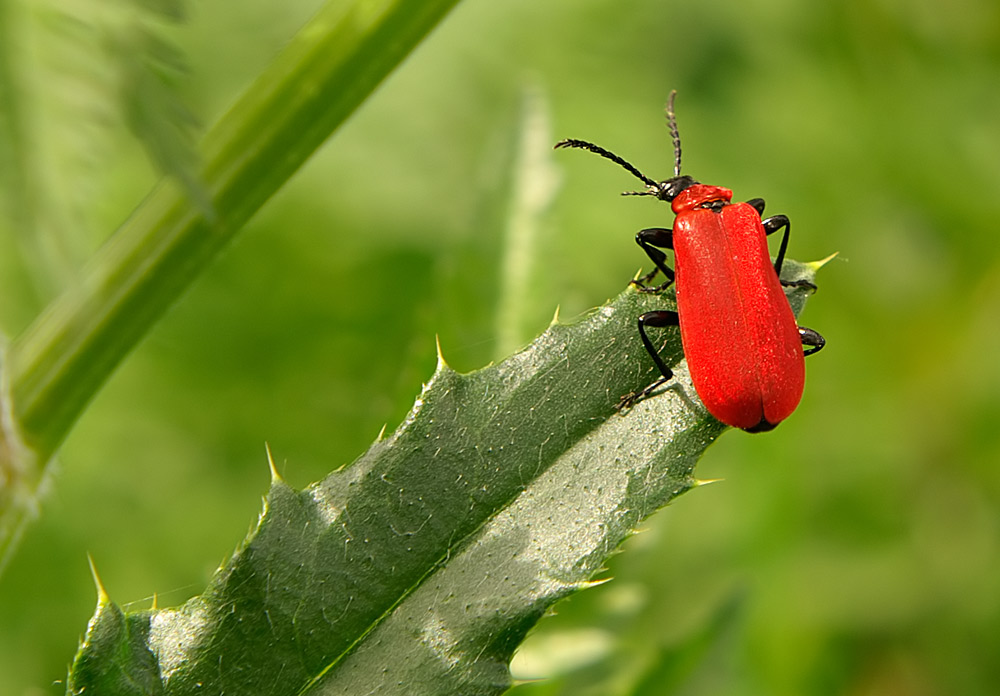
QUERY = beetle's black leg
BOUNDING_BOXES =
[617,310,680,410]
[746,197,766,216]
[638,310,679,378]
[799,326,825,356]
[783,278,818,290]
[631,227,675,292]
[757,212,820,289]
[761,213,818,289]
[761,214,791,275]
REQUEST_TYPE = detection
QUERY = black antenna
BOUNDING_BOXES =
[554,139,658,190]
[555,93,697,202]
[666,90,682,177]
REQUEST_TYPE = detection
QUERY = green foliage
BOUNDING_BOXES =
[1,0,998,695]
[0,0,460,576]
[0,0,198,291]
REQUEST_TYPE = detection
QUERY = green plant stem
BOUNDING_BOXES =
[0,0,460,562]
[8,0,460,460]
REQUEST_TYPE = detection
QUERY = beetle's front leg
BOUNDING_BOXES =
[631,227,675,293]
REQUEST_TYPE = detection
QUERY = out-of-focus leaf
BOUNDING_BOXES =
[116,19,210,215]
[134,0,185,22]
[0,0,201,289]
[114,2,210,216]
[494,84,561,358]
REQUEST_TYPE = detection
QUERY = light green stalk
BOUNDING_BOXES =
[0,0,461,573]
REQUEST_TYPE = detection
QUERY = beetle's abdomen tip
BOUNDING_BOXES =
[743,418,780,434]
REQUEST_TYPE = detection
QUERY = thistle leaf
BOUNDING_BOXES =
[67,267,820,696]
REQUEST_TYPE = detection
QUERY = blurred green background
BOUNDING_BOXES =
[1,0,999,693]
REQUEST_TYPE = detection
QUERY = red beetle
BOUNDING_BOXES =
[556,92,824,432]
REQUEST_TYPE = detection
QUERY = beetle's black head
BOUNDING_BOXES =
[639,174,698,202]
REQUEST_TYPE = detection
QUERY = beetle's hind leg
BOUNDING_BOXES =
[616,310,680,410]
[799,326,825,356]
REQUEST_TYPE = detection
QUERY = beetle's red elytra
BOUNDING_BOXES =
[555,92,824,432]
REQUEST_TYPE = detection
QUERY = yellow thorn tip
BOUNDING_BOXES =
[87,554,109,605]
[435,334,448,370]
[808,252,839,270]
[511,678,548,687]
[265,442,281,482]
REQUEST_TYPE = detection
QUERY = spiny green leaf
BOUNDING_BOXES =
[67,266,820,696]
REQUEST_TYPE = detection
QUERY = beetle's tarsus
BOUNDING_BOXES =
[780,278,818,291]
[615,377,668,412]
